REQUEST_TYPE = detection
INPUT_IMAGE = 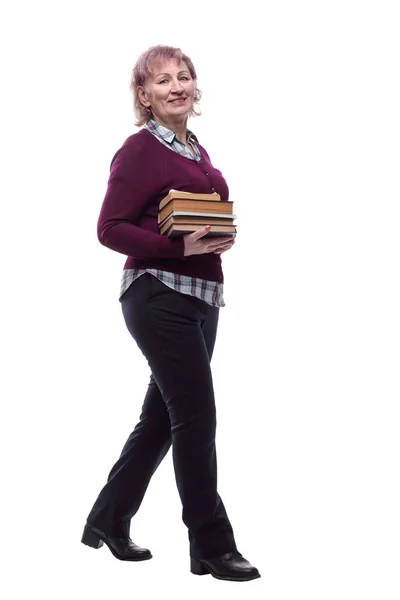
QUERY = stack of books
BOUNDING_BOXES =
[158,190,237,237]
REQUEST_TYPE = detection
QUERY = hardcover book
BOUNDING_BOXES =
[158,211,237,229]
[159,189,221,210]
[161,223,237,237]
[158,199,234,224]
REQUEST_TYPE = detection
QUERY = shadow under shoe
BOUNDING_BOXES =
[81,523,152,561]
[191,551,261,581]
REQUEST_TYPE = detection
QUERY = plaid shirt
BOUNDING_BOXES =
[145,118,201,161]
[118,120,225,307]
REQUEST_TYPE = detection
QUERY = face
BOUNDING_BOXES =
[138,59,196,127]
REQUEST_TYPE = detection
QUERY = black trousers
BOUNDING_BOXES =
[86,273,237,559]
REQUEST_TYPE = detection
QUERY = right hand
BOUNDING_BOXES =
[183,226,236,257]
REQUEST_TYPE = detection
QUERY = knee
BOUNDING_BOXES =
[169,398,216,434]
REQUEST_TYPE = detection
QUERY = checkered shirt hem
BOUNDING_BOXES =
[119,269,225,308]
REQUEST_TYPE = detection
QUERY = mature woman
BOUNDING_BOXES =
[81,45,260,582]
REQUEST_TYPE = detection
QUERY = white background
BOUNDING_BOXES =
[1,1,399,599]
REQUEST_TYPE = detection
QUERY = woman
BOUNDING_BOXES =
[81,45,260,582]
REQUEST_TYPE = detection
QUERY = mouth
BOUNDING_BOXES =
[169,97,187,105]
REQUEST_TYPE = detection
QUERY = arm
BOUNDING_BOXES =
[97,139,185,260]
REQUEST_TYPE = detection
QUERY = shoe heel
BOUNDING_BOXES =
[81,525,104,549]
[190,558,209,576]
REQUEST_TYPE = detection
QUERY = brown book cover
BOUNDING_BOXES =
[159,190,221,210]
[161,223,237,237]
[158,199,233,224]
[159,211,237,228]
[159,215,236,234]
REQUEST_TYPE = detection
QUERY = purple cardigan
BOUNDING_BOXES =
[97,129,229,283]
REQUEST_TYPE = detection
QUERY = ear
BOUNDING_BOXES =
[137,86,151,107]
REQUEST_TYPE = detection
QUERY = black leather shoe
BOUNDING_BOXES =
[190,551,260,581]
[81,524,152,561]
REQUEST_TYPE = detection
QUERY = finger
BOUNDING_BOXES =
[189,225,211,241]
[215,237,235,247]
[206,237,234,249]
[211,237,234,247]
[214,244,233,253]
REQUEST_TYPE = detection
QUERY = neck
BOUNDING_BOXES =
[152,115,188,143]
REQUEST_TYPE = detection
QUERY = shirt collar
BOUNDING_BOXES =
[145,119,198,145]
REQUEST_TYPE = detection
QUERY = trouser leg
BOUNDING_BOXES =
[86,373,171,537]
[118,274,236,559]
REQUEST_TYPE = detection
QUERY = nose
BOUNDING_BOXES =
[170,78,184,94]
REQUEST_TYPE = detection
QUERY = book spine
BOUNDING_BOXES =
[159,193,222,210]
[158,215,236,228]
[162,224,237,237]
[159,201,233,223]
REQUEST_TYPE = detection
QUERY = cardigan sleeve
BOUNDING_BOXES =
[97,138,185,260]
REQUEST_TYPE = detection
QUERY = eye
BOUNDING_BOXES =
[179,76,190,81]
[158,79,168,84]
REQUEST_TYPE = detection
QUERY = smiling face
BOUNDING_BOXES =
[138,59,196,129]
